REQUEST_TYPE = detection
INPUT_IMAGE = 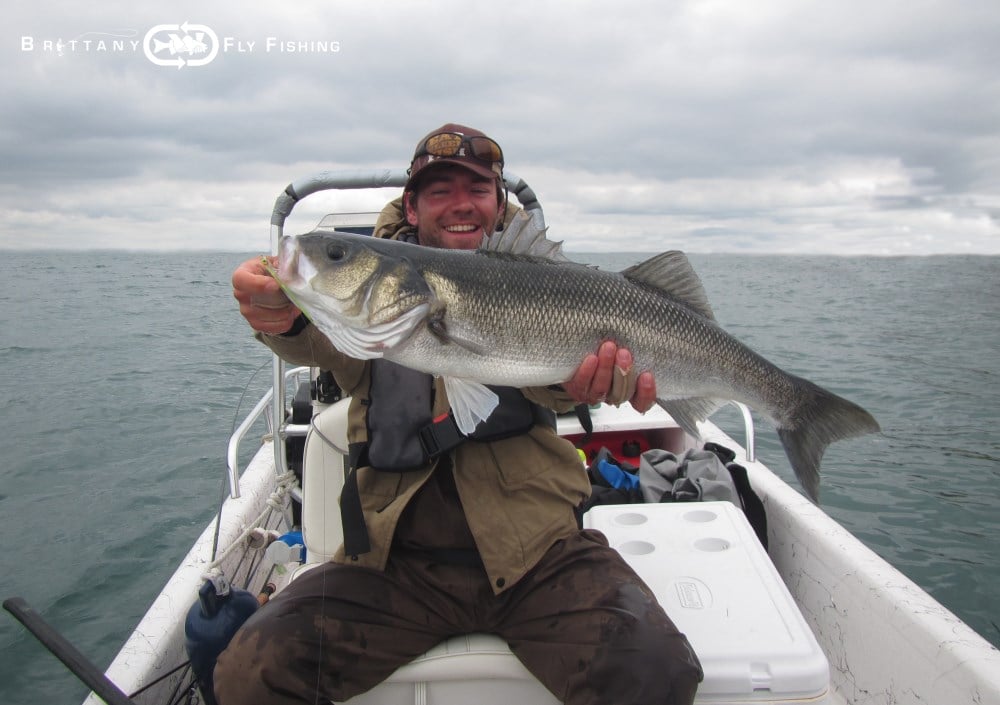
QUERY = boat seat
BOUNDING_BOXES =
[293,399,558,704]
[285,572,555,704]
[334,633,558,704]
[299,398,351,563]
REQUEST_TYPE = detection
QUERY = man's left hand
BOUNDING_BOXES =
[564,341,656,413]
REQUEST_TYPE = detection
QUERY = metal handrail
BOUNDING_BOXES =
[226,366,310,498]
[731,401,756,463]
[269,169,541,232]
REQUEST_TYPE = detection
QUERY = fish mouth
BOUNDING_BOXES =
[278,235,322,293]
[277,236,301,281]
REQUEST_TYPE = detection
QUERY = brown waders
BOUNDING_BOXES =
[215,463,702,704]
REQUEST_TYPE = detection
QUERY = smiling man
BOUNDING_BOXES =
[403,126,506,250]
[220,124,702,705]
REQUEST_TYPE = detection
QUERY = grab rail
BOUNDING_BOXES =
[269,169,542,232]
[731,401,756,462]
[226,366,310,499]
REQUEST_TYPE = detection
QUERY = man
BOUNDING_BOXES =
[218,124,703,704]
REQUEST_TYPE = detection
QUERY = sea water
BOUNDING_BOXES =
[0,251,997,704]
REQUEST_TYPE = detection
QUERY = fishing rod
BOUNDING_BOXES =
[3,596,138,705]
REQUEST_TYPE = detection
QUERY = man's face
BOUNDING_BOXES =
[404,165,503,250]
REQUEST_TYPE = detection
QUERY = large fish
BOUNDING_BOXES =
[270,211,879,501]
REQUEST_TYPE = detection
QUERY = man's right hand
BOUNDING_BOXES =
[232,256,301,334]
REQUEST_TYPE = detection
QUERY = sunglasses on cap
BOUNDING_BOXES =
[413,132,504,168]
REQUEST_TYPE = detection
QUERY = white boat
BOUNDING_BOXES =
[76,172,1000,705]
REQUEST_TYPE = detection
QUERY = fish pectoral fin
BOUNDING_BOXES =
[443,377,500,435]
[656,397,727,439]
[428,314,489,356]
[443,334,488,356]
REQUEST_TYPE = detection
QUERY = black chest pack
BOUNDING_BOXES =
[340,360,555,557]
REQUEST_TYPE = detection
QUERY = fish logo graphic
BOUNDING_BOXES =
[143,22,219,68]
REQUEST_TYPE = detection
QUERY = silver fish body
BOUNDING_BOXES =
[275,213,880,501]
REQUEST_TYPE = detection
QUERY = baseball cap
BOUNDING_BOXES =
[405,123,504,191]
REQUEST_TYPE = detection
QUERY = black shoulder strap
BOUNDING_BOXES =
[340,443,372,558]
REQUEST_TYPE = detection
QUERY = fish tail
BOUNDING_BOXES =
[777,378,881,503]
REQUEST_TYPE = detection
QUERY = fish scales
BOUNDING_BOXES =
[407,251,793,415]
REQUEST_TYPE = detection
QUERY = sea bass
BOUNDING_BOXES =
[271,211,879,501]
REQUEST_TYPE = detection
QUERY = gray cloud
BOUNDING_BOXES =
[3,0,998,254]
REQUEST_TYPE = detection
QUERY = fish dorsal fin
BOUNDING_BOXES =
[482,210,570,262]
[623,251,716,321]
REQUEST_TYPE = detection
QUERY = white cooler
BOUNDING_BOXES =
[584,502,830,704]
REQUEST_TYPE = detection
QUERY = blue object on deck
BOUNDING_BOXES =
[184,576,258,705]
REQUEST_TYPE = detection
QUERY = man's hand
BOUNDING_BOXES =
[564,341,657,413]
[232,256,301,334]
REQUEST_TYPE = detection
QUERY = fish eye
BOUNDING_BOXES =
[326,243,347,261]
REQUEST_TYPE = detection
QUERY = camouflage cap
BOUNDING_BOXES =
[405,123,504,191]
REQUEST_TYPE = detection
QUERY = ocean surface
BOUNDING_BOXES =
[0,250,997,704]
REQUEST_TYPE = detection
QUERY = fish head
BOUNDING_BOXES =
[276,230,433,358]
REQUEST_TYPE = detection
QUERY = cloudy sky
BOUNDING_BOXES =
[5,0,999,254]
